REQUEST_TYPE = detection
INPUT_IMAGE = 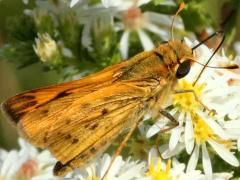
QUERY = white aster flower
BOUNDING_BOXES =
[67,154,146,180]
[101,0,183,59]
[147,39,240,179]
[147,148,233,180]
[146,148,204,180]
[33,33,60,63]
[0,138,55,180]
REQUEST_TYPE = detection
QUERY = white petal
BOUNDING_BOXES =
[81,23,93,51]
[101,0,119,8]
[169,127,183,150]
[223,120,240,129]
[186,145,200,172]
[177,111,185,126]
[137,0,151,6]
[233,55,240,64]
[184,37,194,47]
[146,126,159,138]
[208,139,239,167]
[162,143,184,159]
[70,0,80,7]
[148,148,159,166]
[119,31,130,59]
[137,29,154,51]
[202,142,212,180]
[146,12,172,27]
[146,120,168,138]
[212,172,233,180]
[101,0,133,10]
[144,22,168,40]
[238,139,240,151]
[234,41,240,55]
[99,154,111,178]
[108,156,122,177]
[22,0,29,5]
[185,113,194,154]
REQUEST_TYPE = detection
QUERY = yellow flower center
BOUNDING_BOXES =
[173,80,205,113]
[146,159,172,180]
[192,113,234,148]
[123,7,146,30]
[173,80,234,148]
[86,176,98,180]
[192,113,214,145]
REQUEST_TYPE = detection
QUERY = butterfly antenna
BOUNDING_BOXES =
[171,2,185,41]
[190,59,238,69]
[192,31,227,86]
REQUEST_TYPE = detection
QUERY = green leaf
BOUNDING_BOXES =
[6,15,37,41]
[34,10,56,37]
[180,2,213,33]
[0,41,39,69]
[58,11,82,58]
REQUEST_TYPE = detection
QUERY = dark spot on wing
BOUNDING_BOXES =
[43,136,47,143]
[9,95,35,104]
[57,132,64,136]
[14,112,26,122]
[90,123,98,130]
[53,161,72,175]
[14,101,38,112]
[90,147,96,153]
[65,134,72,139]
[81,103,91,108]
[55,91,71,99]
[101,141,107,146]
[41,109,49,114]
[101,108,108,115]
[72,138,79,144]
[103,96,112,101]
[79,153,86,159]
[43,131,49,143]
[65,119,71,125]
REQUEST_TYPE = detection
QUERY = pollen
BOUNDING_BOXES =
[213,137,235,150]
[18,159,38,179]
[192,113,234,148]
[87,176,98,180]
[192,113,214,145]
[123,7,146,30]
[173,80,205,113]
[146,158,172,180]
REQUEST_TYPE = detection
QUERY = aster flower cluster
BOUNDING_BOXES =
[0,0,240,179]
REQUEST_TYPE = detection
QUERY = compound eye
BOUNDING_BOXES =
[176,60,191,79]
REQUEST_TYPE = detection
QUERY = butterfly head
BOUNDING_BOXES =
[155,40,194,79]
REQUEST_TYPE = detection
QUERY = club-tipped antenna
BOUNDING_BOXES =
[171,2,185,41]
[192,31,226,86]
[190,59,239,69]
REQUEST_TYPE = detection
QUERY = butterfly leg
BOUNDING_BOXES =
[155,109,179,157]
[157,109,179,132]
[101,121,139,180]
[174,89,216,115]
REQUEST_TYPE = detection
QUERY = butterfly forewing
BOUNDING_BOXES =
[1,40,195,176]
[1,51,153,126]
